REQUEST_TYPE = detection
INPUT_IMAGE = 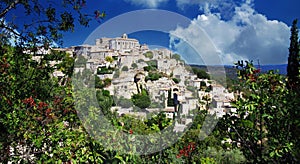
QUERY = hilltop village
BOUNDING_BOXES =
[52,34,236,132]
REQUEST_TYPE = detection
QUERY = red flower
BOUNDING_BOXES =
[53,96,62,105]
[253,69,261,74]
[176,142,196,158]
[37,102,48,110]
[23,96,36,107]
[45,108,52,117]
[129,129,133,134]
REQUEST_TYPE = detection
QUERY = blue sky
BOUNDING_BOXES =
[6,0,299,65]
[59,0,300,65]
[65,0,300,46]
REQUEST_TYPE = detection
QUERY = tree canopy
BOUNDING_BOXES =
[0,0,105,47]
[287,19,300,90]
[192,67,210,79]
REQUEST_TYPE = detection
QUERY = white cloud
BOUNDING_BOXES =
[124,0,169,8]
[176,0,239,18]
[170,1,290,65]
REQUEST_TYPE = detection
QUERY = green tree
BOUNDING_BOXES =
[131,89,151,109]
[0,0,105,46]
[220,61,299,163]
[121,65,129,71]
[287,19,300,90]
[95,76,111,89]
[96,90,114,119]
[192,67,210,79]
[0,1,108,162]
[0,45,111,163]
[145,71,162,81]
[171,54,181,61]
[143,51,153,59]
[172,78,180,84]
[131,63,138,69]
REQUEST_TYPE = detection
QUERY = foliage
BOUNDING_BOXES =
[186,86,197,92]
[95,76,111,89]
[143,65,156,72]
[143,60,158,72]
[146,60,158,69]
[131,63,138,69]
[97,67,114,75]
[113,69,120,78]
[205,85,213,92]
[200,81,206,87]
[172,78,181,84]
[105,56,114,63]
[145,113,173,131]
[171,54,181,61]
[0,45,109,163]
[96,90,114,119]
[0,0,105,46]
[287,19,300,90]
[145,71,163,81]
[149,102,164,108]
[219,61,300,163]
[137,59,144,63]
[121,65,129,71]
[192,67,210,79]
[143,51,153,59]
[131,89,151,109]
[201,147,246,164]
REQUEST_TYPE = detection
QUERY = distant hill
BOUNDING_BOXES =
[189,64,237,80]
[256,64,287,75]
[190,64,288,78]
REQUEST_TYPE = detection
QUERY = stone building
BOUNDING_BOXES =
[109,34,140,52]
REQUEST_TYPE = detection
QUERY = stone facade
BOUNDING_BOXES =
[109,34,140,52]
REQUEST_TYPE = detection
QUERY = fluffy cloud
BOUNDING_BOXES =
[124,0,169,8]
[170,1,290,65]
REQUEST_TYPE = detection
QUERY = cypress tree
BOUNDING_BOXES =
[287,19,300,89]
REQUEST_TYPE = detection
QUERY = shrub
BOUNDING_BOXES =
[137,59,144,63]
[200,81,206,87]
[105,56,114,63]
[171,54,181,61]
[97,67,114,75]
[172,78,181,84]
[146,72,162,81]
[187,86,197,92]
[143,51,153,59]
[131,89,151,109]
[205,85,212,92]
[146,60,158,69]
[95,77,112,89]
[143,66,156,72]
[122,66,129,71]
[131,63,138,69]
[113,69,120,78]
[192,67,210,79]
